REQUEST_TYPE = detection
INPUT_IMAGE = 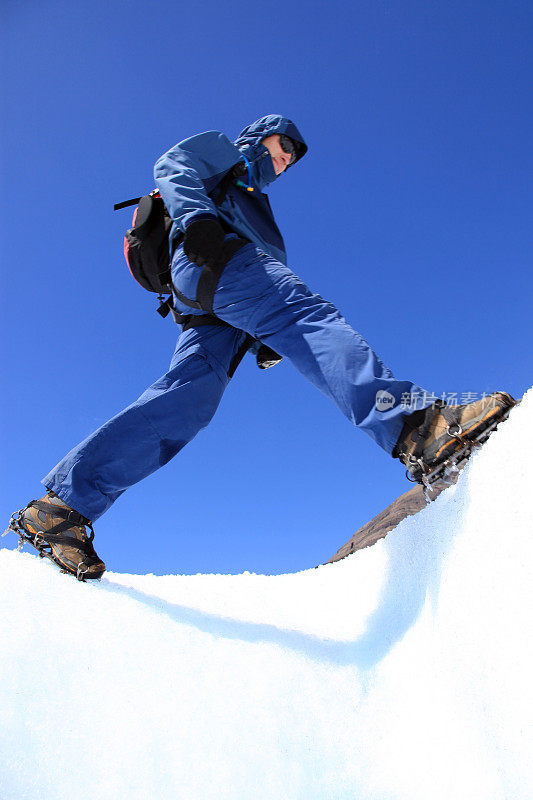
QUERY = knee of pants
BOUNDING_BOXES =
[136,353,228,441]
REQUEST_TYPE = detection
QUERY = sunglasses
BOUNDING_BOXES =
[279,134,297,165]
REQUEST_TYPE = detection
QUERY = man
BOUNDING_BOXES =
[9,115,514,580]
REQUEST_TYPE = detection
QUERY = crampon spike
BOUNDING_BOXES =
[415,401,516,500]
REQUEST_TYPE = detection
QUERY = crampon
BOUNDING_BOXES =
[406,401,516,501]
[3,499,105,581]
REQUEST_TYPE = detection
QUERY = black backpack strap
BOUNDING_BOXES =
[196,238,248,314]
[171,312,232,331]
[113,196,143,211]
[172,285,203,311]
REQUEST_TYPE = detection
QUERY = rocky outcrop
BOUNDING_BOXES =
[327,476,458,563]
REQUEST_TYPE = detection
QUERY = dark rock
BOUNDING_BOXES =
[326,475,459,564]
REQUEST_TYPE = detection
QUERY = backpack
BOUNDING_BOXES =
[113,164,284,372]
[114,163,245,318]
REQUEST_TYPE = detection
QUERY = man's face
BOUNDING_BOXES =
[262,134,293,175]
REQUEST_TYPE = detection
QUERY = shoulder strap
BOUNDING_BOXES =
[113,196,142,211]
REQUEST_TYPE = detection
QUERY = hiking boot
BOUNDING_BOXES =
[393,391,516,482]
[17,492,105,580]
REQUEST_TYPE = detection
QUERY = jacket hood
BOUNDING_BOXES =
[234,115,308,189]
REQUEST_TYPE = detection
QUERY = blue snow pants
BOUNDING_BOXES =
[43,240,429,521]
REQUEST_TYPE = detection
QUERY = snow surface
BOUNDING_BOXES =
[1,391,532,800]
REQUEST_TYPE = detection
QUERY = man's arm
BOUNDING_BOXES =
[154,131,242,232]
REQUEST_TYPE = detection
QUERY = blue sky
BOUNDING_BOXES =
[1,0,531,576]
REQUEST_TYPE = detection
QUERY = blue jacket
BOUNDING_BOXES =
[154,115,308,265]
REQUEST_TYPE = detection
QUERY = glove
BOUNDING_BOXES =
[183,218,225,268]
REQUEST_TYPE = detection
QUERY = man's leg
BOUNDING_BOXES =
[173,242,430,455]
[42,324,248,521]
